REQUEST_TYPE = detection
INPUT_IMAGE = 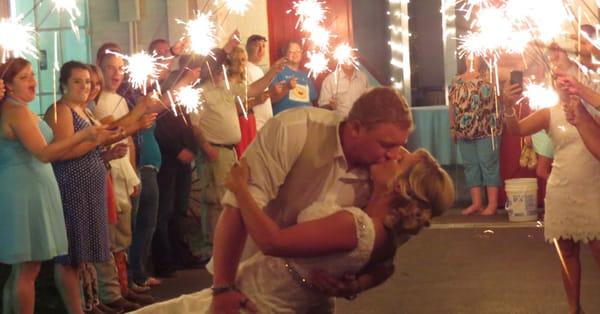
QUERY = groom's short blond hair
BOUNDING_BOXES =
[347,87,413,131]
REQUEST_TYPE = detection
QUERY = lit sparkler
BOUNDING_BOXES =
[0,16,38,62]
[52,0,82,39]
[522,83,559,110]
[333,43,358,69]
[290,0,326,32]
[308,25,332,51]
[305,50,329,79]
[219,0,252,15]
[178,12,218,57]
[504,0,572,42]
[109,50,170,95]
[172,83,203,114]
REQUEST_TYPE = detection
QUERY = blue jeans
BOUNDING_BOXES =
[129,167,159,284]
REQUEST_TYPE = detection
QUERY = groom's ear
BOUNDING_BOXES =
[346,119,363,138]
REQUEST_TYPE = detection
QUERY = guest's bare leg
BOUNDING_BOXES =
[480,186,498,216]
[462,187,482,215]
[557,239,581,314]
[12,262,41,314]
[54,264,84,314]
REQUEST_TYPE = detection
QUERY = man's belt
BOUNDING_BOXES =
[210,142,236,150]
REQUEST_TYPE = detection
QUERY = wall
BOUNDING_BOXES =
[351,0,390,85]
[89,0,270,67]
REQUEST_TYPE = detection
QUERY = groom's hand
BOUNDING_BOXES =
[309,270,360,299]
[211,290,258,314]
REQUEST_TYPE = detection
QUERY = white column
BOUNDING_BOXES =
[388,0,411,104]
[441,0,457,106]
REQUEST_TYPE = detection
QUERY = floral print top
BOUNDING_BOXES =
[448,76,503,140]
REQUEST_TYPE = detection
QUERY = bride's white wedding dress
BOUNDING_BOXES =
[132,202,376,314]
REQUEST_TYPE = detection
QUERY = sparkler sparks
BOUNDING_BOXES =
[291,0,326,32]
[522,83,559,110]
[178,12,217,57]
[172,83,203,114]
[0,16,38,62]
[108,50,169,95]
[333,43,358,68]
[52,0,82,39]
[219,0,252,15]
[308,26,332,51]
[305,50,329,79]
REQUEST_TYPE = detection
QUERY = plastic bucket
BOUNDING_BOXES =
[504,178,538,222]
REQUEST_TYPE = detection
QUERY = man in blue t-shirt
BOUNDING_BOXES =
[269,40,317,115]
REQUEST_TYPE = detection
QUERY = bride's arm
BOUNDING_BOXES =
[232,185,358,258]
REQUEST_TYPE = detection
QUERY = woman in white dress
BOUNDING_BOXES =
[503,74,600,314]
[132,147,454,314]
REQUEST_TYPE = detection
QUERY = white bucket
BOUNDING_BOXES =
[505,178,538,222]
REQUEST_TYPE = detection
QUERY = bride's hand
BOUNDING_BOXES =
[226,158,250,193]
[211,290,257,313]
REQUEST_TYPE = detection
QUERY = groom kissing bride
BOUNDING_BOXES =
[133,87,455,314]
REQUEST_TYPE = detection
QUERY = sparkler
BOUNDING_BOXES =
[108,50,170,95]
[236,95,248,120]
[219,0,252,15]
[552,238,572,286]
[521,83,559,110]
[171,82,203,114]
[222,64,230,90]
[308,25,332,51]
[290,0,326,32]
[52,0,82,39]
[0,16,38,62]
[305,50,329,79]
[178,12,218,57]
[333,43,358,69]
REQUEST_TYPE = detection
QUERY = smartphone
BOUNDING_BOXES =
[510,70,523,88]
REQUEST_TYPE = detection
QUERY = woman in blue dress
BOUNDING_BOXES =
[0,58,109,314]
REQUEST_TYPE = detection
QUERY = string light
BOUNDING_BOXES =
[387,0,411,101]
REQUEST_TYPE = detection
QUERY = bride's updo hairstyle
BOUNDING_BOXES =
[384,149,455,238]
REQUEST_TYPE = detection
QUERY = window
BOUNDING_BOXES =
[11,0,91,115]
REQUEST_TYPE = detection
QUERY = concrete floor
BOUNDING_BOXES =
[150,210,600,314]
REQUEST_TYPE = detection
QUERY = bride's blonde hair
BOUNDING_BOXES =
[384,149,455,238]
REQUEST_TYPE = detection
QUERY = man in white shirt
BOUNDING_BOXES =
[318,61,370,117]
[190,59,287,256]
[246,34,273,131]
[210,87,414,313]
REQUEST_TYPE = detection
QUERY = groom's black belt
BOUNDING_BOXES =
[210,142,236,150]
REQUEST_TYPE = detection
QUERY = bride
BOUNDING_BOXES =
[133,148,454,313]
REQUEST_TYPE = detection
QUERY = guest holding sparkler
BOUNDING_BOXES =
[190,54,287,258]
[270,40,317,115]
[43,61,131,314]
[228,46,258,156]
[448,55,502,216]
[503,44,600,313]
[0,57,109,314]
[93,50,156,311]
[318,51,370,117]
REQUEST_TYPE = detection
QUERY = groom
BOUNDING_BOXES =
[210,87,414,313]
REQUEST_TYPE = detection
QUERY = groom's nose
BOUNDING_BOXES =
[385,146,408,161]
